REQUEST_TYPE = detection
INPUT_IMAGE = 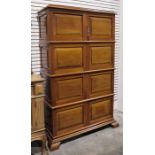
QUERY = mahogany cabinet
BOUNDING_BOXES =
[38,4,119,150]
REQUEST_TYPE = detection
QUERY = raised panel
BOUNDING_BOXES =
[91,17,111,35]
[52,46,85,74]
[56,48,82,67]
[56,14,82,35]
[52,75,84,105]
[92,47,111,64]
[49,44,86,74]
[88,71,113,97]
[58,78,82,99]
[90,97,113,123]
[55,104,84,135]
[53,13,83,40]
[57,106,83,130]
[89,15,114,40]
[89,44,114,69]
[91,46,112,64]
[31,97,44,131]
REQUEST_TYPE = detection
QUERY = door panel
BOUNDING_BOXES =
[51,75,84,105]
[88,71,113,98]
[52,13,83,40]
[49,44,86,74]
[88,15,114,40]
[88,43,114,70]
[89,97,113,123]
[55,104,85,135]
[56,47,82,67]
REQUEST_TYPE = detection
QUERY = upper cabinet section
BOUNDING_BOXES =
[39,6,115,42]
[88,14,114,40]
[47,12,84,41]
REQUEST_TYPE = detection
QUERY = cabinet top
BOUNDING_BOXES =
[31,73,44,83]
[38,4,116,15]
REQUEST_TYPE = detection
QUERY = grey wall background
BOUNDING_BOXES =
[31,0,123,112]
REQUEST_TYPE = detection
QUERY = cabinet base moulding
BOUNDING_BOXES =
[47,119,118,151]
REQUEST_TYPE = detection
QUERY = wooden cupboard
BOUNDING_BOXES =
[31,73,46,155]
[38,4,119,150]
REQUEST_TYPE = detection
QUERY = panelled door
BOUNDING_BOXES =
[88,43,114,70]
[87,14,114,40]
[47,11,86,41]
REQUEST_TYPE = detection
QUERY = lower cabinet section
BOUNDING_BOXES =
[49,96,113,137]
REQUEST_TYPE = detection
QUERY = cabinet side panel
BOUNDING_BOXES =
[31,97,45,131]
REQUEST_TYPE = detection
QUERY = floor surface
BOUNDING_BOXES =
[32,110,123,155]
